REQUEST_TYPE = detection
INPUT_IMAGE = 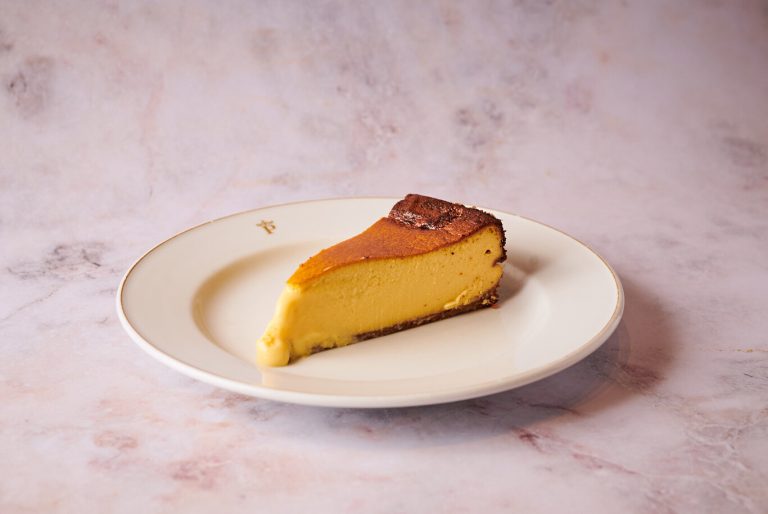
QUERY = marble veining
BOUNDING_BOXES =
[1,1,767,513]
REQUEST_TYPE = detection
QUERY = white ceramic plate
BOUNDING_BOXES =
[117,198,623,408]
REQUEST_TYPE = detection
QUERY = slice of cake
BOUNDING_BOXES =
[256,194,506,366]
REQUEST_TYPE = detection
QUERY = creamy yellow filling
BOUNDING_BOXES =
[256,226,503,366]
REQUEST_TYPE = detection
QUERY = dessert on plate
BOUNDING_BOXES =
[256,194,506,366]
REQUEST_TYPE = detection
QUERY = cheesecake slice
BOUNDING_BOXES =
[256,194,506,366]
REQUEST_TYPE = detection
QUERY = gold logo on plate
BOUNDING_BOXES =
[257,220,276,234]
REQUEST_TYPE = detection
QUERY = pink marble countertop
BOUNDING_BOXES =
[2,1,767,512]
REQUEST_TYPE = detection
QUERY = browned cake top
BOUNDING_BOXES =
[288,194,506,285]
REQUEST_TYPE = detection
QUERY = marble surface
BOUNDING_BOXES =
[2,1,767,512]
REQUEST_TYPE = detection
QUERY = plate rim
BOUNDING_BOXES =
[116,196,624,408]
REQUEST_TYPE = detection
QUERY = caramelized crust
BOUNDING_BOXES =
[288,194,507,285]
